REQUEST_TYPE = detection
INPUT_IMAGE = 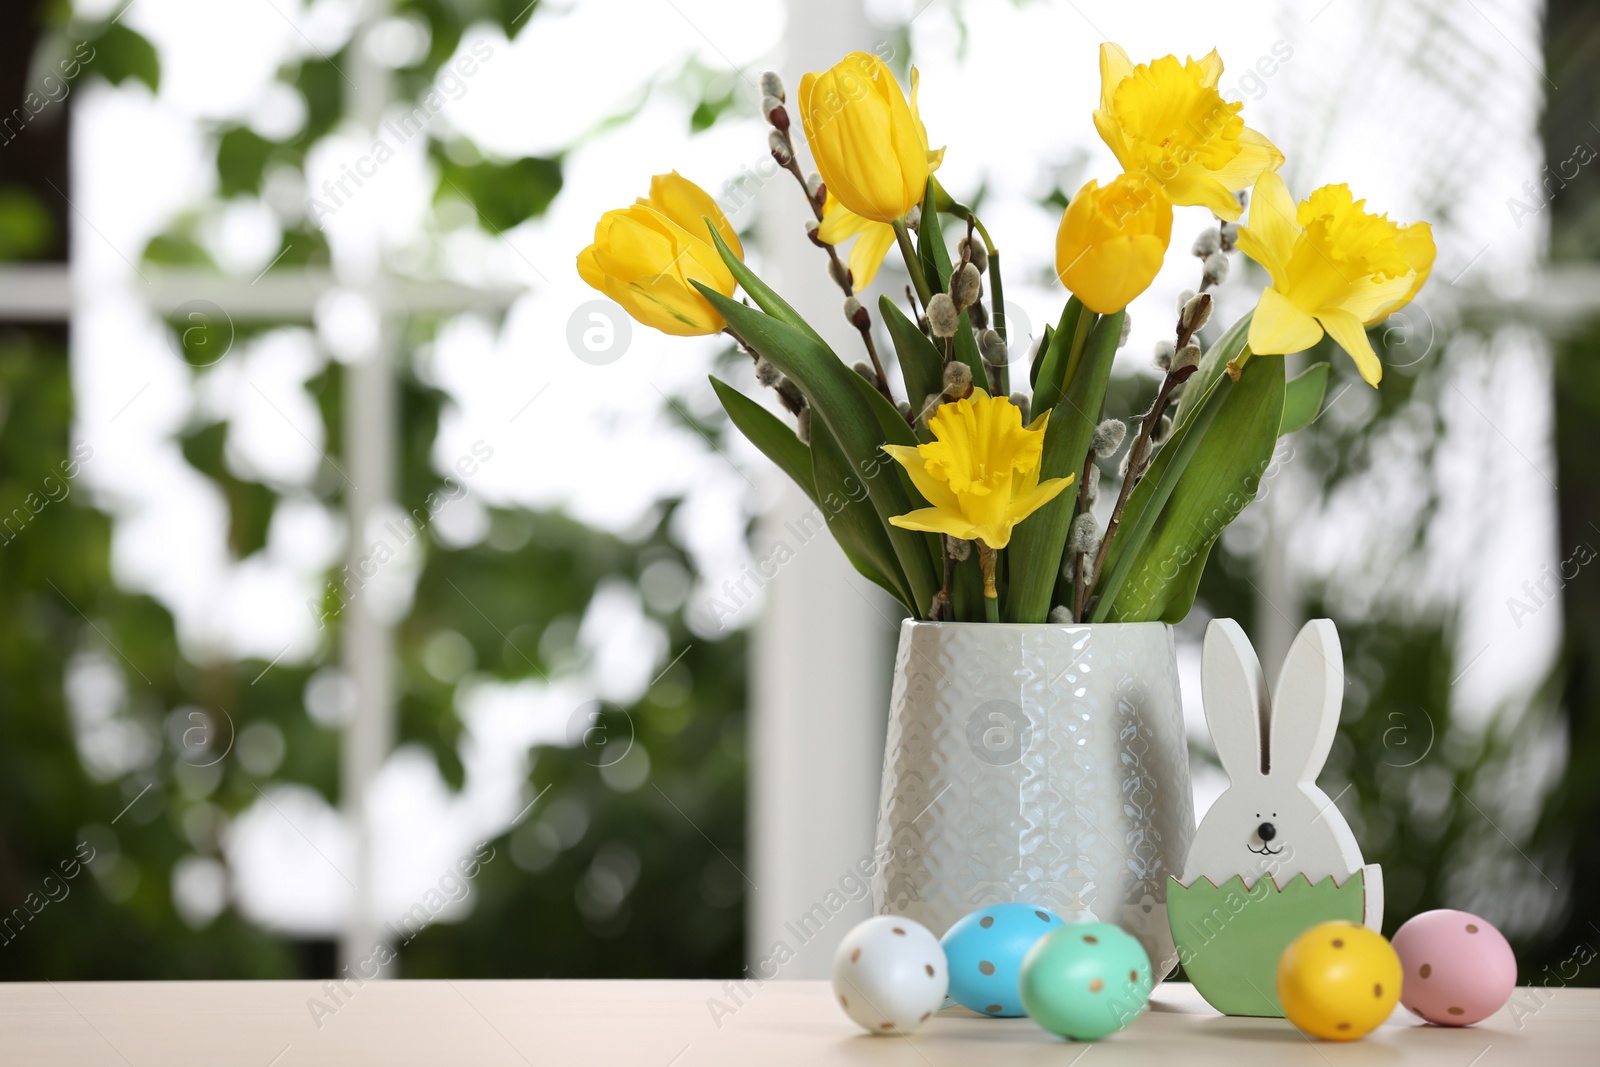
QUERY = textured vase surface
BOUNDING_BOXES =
[872,620,1195,979]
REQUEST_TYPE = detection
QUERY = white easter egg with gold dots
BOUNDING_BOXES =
[831,916,948,1035]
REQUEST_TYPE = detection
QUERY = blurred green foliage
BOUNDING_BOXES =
[1,0,749,981]
[0,332,300,978]
[0,186,53,260]
[433,151,563,233]
[78,20,159,92]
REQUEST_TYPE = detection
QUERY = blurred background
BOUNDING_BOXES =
[0,0,1596,990]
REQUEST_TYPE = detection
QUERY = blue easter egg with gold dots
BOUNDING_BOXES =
[940,902,1066,1016]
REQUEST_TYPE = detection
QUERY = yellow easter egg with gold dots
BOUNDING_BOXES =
[1276,921,1401,1040]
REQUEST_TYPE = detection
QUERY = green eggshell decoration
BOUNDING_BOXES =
[1166,871,1367,1018]
[1018,922,1153,1040]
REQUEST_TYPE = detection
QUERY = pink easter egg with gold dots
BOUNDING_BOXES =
[1391,910,1517,1026]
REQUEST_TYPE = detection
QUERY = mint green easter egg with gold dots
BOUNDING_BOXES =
[1019,922,1153,1040]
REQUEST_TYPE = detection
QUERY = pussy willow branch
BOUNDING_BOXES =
[725,325,803,416]
[972,215,1009,398]
[956,216,999,395]
[905,285,923,330]
[1071,445,1098,623]
[1083,363,1196,605]
[771,127,894,405]
[932,535,957,622]
[1080,289,1211,611]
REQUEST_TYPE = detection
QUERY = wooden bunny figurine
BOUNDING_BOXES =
[1167,618,1382,1017]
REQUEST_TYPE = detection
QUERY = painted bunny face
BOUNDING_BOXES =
[1182,619,1366,889]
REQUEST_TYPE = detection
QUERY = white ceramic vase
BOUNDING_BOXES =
[871,620,1195,979]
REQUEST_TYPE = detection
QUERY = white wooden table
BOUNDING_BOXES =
[1,980,1591,1065]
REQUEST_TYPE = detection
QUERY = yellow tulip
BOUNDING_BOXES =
[1236,171,1436,386]
[1094,43,1284,222]
[810,65,944,286]
[577,172,743,337]
[882,389,1074,551]
[1055,174,1173,314]
[799,54,945,225]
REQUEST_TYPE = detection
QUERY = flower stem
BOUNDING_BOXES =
[1225,348,1253,381]
[1061,303,1095,391]
[892,218,933,308]
[977,542,999,623]
[985,246,1008,396]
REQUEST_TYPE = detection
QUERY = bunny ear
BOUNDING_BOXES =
[1266,619,1343,783]
[1202,618,1270,784]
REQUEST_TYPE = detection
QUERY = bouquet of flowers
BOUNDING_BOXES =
[579,45,1433,625]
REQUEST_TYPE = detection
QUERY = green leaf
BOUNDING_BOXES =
[0,186,54,260]
[216,128,276,198]
[294,56,344,143]
[708,377,816,506]
[1004,310,1123,622]
[810,421,915,610]
[1095,314,1255,618]
[1029,323,1055,390]
[705,226,828,351]
[918,180,951,292]
[180,422,278,558]
[846,359,919,449]
[690,88,739,133]
[1100,357,1285,623]
[696,285,937,617]
[1031,298,1091,415]
[879,296,942,436]
[951,310,986,386]
[1088,326,1273,627]
[498,0,543,38]
[1089,331,1248,621]
[85,23,160,92]
[436,155,562,232]
[950,552,986,622]
[1280,363,1330,434]
[1172,311,1252,433]
[847,369,944,576]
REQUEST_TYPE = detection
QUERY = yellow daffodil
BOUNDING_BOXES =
[800,53,945,225]
[577,172,743,336]
[1236,171,1436,386]
[1055,173,1173,314]
[817,192,898,289]
[1094,44,1283,222]
[882,389,1074,550]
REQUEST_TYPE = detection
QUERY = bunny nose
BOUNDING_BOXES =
[1257,821,1276,842]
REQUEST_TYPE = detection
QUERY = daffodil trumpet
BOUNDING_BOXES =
[589,43,1429,625]
[882,389,1074,553]
[1093,44,1283,221]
